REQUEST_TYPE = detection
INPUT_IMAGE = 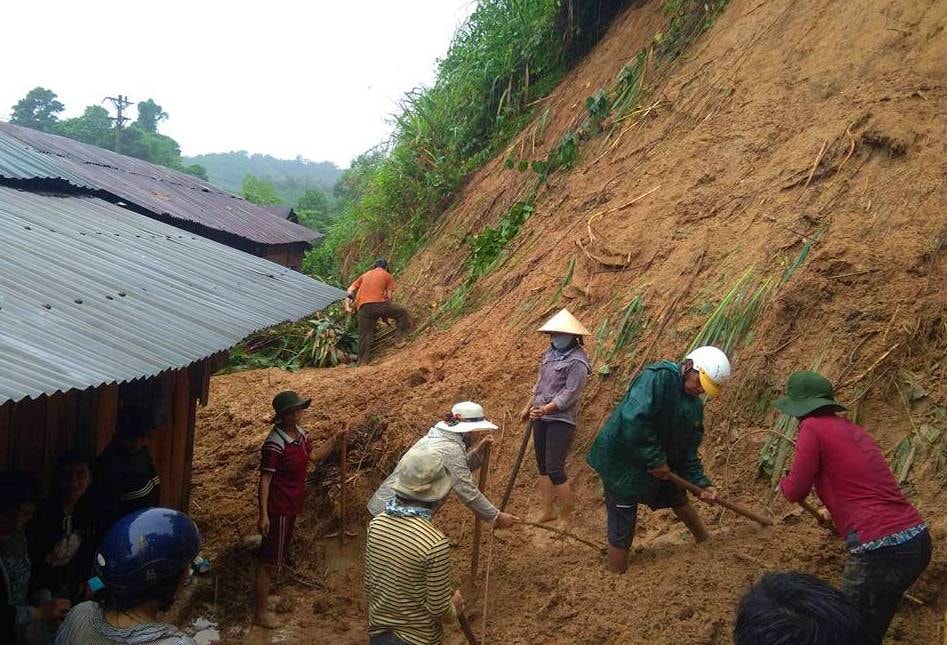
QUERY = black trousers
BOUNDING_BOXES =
[357,301,409,364]
[841,529,932,645]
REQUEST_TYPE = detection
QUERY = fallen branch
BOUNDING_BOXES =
[516,520,606,552]
[283,564,325,589]
[802,139,829,191]
[837,343,900,389]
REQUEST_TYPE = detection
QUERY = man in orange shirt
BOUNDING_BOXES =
[347,259,410,364]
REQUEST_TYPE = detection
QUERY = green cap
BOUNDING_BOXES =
[774,371,846,418]
[271,390,311,419]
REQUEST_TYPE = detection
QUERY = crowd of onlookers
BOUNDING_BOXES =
[0,405,201,644]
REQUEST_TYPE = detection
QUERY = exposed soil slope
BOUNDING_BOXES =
[189,0,947,642]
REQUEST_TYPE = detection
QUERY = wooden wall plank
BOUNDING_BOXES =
[150,372,176,508]
[10,396,48,476]
[0,401,11,470]
[167,369,191,510]
[92,384,118,455]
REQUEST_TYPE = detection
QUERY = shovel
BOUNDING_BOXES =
[666,472,772,527]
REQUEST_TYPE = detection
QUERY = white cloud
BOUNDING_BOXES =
[0,0,475,167]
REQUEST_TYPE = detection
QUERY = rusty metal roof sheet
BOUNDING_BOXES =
[0,186,345,403]
[0,121,318,246]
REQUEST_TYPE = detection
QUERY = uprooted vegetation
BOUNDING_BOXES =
[191,0,947,643]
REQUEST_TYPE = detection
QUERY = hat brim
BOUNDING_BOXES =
[698,371,721,399]
[774,396,846,418]
[435,419,498,433]
[271,398,311,422]
[391,466,452,502]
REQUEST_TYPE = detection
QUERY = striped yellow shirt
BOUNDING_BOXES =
[364,513,452,645]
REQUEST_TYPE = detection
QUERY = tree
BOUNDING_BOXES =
[135,99,168,134]
[181,164,208,180]
[10,87,64,132]
[297,188,329,216]
[54,106,113,148]
[242,175,283,206]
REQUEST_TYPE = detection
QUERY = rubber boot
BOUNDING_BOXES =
[672,501,710,543]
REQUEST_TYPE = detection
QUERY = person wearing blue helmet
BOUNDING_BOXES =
[55,508,201,645]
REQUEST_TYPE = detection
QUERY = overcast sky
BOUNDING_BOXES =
[1,1,475,167]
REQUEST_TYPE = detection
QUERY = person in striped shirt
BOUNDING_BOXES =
[364,443,464,645]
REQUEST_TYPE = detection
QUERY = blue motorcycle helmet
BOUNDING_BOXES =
[94,507,201,610]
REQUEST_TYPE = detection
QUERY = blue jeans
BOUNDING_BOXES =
[841,529,932,645]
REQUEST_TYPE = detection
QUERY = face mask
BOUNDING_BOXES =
[551,334,574,350]
[462,434,472,448]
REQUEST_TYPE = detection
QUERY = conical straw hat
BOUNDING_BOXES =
[537,308,591,335]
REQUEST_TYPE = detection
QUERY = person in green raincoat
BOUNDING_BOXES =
[587,346,731,573]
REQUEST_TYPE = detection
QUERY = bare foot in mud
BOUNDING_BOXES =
[253,612,280,629]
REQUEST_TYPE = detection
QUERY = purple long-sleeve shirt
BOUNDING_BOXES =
[531,346,591,425]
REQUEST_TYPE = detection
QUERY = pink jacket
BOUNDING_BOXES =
[780,414,922,544]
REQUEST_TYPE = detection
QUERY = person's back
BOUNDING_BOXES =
[364,513,451,644]
[352,267,394,309]
[782,414,921,543]
[55,600,194,645]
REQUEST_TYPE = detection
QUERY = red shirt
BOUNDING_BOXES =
[780,414,922,543]
[261,426,311,516]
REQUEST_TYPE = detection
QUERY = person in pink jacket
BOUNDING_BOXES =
[776,371,930,645]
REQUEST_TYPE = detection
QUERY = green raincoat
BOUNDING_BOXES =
[587,360,711,504]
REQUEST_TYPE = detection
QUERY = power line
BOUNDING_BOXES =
[103,95,135,154]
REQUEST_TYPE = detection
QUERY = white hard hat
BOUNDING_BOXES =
[434,401,498,433]
[537,309,591,336]
[390,443,452,502]
[685,346,731,399]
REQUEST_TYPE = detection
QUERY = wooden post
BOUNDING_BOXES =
[338,431,348,547]
[499,422,530,512]
[470,443,492,578]
[665,472,772,527]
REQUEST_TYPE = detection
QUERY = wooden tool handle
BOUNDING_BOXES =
[471,443,492,577]
[457,609,481,645]
[499,422,532,512]
[665,472,772,527]
[799,499,835,532]
[338,430,348,547]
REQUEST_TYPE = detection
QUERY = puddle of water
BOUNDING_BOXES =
[191,616,220,644]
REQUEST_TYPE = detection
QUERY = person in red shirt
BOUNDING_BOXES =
[254,390,345,629]
[346,259,410,365]
[777,371,931,645]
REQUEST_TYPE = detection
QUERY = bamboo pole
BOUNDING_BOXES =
[338,431,348,548]
[499,422,531,511]
[471,444,492,577]
[665,472,772,527]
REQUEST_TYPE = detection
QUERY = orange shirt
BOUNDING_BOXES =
[349,268,395,309]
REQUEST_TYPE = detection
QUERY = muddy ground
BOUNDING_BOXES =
[180,0,947,642]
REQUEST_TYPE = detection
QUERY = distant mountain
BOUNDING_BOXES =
[183,151,343,205]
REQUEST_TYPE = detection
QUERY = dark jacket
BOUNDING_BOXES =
[587,360,711,503]
[90,439,160,541]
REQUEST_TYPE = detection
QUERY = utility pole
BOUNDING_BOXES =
[103,95,134,154]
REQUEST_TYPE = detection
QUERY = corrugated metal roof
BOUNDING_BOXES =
[0,121,319,246]
[0,130,95,189]
[0,186,346,403]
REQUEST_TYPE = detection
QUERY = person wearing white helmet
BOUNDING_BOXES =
[587,346,731,573]
[367,402,519,529]
[519,308,592,528]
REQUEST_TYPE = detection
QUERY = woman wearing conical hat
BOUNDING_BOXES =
[519,309,592,528]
